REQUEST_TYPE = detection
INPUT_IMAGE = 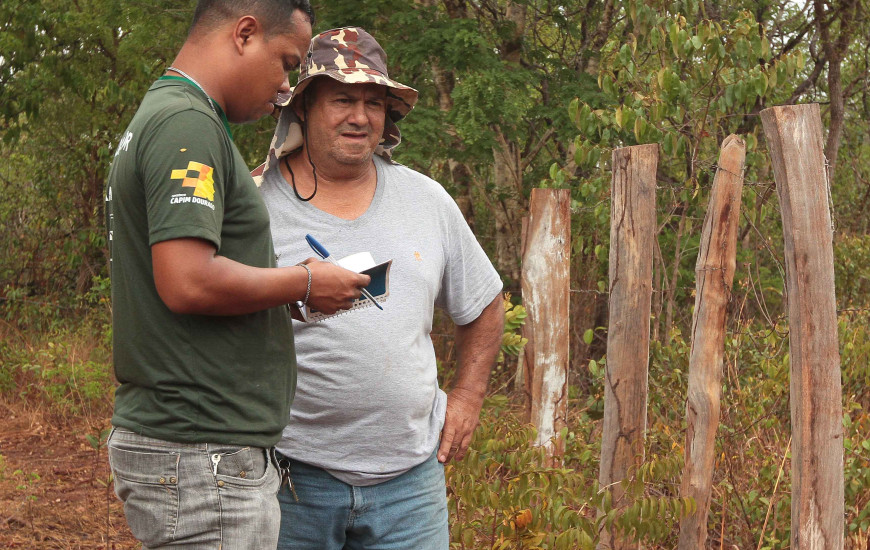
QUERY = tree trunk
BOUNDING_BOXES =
[502,0,526,64]
[814,0,860,179]
[489,0,529,285]
[492,135,524,284]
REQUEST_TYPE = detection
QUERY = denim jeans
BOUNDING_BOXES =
[107,427,280,549]
[276,448,448,549]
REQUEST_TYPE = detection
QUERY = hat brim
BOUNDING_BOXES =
[277,70,418,122]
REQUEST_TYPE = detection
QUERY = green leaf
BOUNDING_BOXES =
[601,74,616,97]
[569,98,580,124]
[735,38,749,59]
[767,64,778,89]
[656,67,667,89]
[588,147,602,168]
[668,21,680,55]
[633,117,649,143]
[756,73,768,97]
[745,133,757,151]
[619,43,632,66]
[575,149,590,173]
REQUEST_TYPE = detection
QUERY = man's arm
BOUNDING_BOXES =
[438,294,504,463]
[152,237,370,316]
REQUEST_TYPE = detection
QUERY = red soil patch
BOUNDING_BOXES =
[0,400,136,549]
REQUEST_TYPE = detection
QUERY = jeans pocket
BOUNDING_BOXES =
[108,445,180,547]
[213,446,271,487]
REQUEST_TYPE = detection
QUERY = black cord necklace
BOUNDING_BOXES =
[284,155,317,202]
[284,118,318,202]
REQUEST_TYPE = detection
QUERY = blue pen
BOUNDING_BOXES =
[305,234,383,311]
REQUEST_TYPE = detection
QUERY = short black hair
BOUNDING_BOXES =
[191,0,315,38]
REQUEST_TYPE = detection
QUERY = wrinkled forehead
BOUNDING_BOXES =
[307,77,388,100]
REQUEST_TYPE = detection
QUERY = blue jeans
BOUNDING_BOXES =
[107,427,281,549]
[276,448,448,549]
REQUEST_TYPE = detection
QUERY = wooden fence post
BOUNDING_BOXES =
[598,144,658,549]
[521,189,570,458]
[677,135,746,549]
[761,103,844,549]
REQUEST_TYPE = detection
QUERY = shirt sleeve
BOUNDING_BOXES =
[139,109,229,249]
[434,188,503,325]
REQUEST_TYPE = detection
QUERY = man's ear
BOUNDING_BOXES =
[233,16,260,55]
[293,97,306,122]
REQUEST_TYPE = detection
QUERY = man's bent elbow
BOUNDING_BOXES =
[155,281,211,315]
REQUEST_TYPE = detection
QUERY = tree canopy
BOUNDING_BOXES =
[2,0,869,338]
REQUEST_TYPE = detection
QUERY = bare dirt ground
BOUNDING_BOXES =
[0,399,137,549]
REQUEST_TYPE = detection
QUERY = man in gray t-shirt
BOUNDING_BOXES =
[255,28,504,549]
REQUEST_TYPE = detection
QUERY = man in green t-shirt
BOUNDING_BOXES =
[104,1,370,547]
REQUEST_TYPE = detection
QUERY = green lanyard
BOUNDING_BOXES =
[159,75,234,140]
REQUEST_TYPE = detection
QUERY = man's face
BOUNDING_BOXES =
[227,10,312,124]
[301,79,388,169]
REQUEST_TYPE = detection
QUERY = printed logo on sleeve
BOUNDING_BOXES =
[169,161,216,210]
[114,131,133,157]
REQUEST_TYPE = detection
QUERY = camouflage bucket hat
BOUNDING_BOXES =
[253,27,419,184]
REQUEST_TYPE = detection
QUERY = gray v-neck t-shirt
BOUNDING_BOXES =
[260,156,502,485]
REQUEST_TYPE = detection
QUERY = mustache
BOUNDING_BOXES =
[337,124,370,134]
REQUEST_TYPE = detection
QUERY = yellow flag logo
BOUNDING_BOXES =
[171,161,215,202]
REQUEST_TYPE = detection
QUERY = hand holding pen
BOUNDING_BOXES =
[305,234,383,311]
[296,249,370,315]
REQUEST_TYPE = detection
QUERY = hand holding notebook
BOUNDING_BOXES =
[291,234,392,323]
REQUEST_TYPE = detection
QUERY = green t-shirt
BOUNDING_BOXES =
[105,78,295,447]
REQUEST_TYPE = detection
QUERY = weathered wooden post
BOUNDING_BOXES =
[761,103,844,549]
[677,135,745,549]
[598,144,658,549]
[521,189,570,458]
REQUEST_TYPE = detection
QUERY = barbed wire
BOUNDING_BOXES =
[0,150,855,360]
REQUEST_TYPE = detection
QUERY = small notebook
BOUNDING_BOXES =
[292,252,392,323]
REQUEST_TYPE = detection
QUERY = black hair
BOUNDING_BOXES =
[191,0,315,38]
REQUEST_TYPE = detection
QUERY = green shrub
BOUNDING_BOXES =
[448,395,695,549]
[0,308,113,418]
[835,235,870,308]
